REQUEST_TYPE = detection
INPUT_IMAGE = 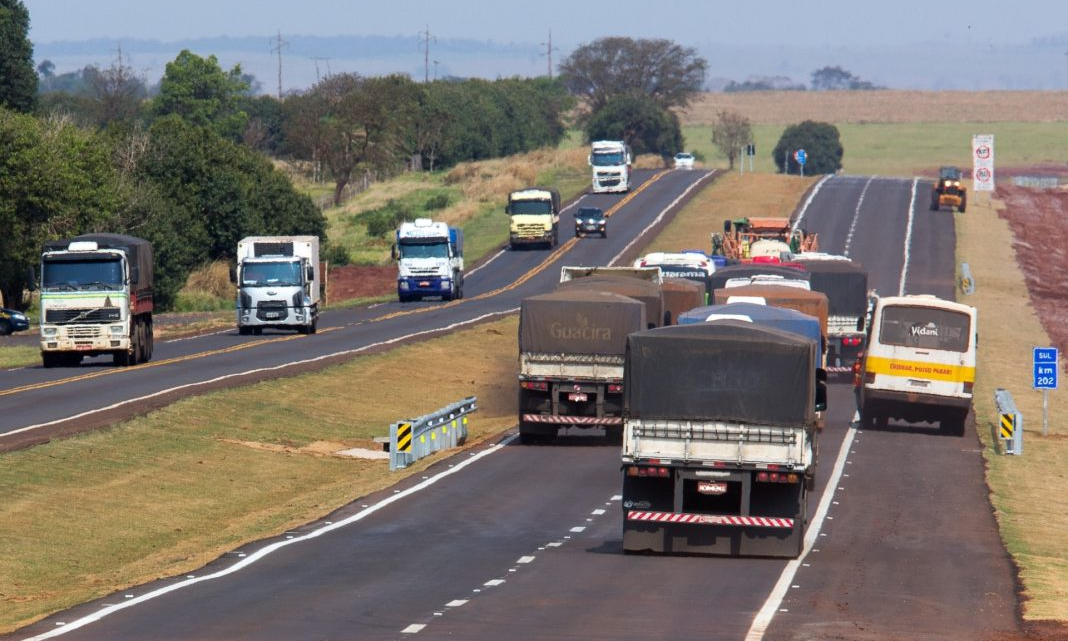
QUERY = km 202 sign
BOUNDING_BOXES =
[1034,347,1058,390]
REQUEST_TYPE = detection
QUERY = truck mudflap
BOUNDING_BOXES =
[626,510,794,528]
[522,414,622,425]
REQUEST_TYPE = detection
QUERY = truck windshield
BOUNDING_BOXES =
[399,242,449,259]
[42,258,123,290]
[591,151,625,166]
[241,261,302,287]
[879,306,971,352]
[509,201,552,215]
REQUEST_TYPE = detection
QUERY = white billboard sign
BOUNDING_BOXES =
[972,134,995,192]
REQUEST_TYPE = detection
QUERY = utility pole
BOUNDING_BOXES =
[311,57,331,83]
[433,60,440,80]
[540,29,559,78]
[271,31,289,98]
[419,25,436,83]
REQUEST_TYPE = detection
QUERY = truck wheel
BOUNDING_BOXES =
[602,230,608,238]
[958,194,967,213]
[253,328,263,336]
[145,318,154,361]
[238,326,252,336]
[42,352,61,368]
[309,318,317,334]
[113,349,131,367]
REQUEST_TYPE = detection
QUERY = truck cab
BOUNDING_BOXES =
[589,140,632,193]
[507,188,560,249]
[235,236,320,335]
[394,218,464,302]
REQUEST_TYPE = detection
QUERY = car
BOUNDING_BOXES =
[575,207,607,238]
[0,307,30,335]
[673,152,695,170]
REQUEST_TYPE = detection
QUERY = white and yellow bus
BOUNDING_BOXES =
[858,295,977,436]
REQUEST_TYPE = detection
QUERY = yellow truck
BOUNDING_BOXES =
[507,188,561,249]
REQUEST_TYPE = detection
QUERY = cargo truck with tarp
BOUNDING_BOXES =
[709,263,809,295]
[660,278,705,324]
[37,234,154,368]
[517,290,647,443]
[793,254,869,375]
[621,321,824,558]
[714,283,828,351]
[557,266,666,327]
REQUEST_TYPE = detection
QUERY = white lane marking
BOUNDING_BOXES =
[610,495,621,501]
[790,174,833,232]
[4,309,520,439]
[445,600,468,608]
[517,556,535,564]
[843,176,875,258]
[17,435,518,641]
[484,579,505,587]
[592,508,606,515]
[546,541,563,548]
[609,171,713,267]
[164,328,231,343]
[898,178,918,296]
[743,425,858,641]
[465,249,505,278]
[569,526,586,533]
[401,624,426,634]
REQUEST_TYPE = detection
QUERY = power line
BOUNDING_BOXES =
[270,31,289,98]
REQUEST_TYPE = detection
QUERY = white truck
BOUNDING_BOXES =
[234,236,320,335]
[621,320,825,558]
[392,218,464,302]
[588,140,632,194]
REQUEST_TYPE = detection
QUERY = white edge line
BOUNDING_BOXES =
[898,178,918,296]
[609,171,712,266]
[743,425,857,641]
[842,176,876,258]
[465,249,505,278]
[18,435,519,641]
[5,308,520,439]
[790,174,833,232]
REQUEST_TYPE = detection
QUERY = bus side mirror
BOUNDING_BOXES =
[26,267,37,291]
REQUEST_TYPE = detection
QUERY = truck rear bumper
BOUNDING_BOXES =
[863,387,972,411]
[623,511,803,558]
[522,414,622,425]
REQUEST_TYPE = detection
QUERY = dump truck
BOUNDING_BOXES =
[392,218,464,302]
[710,217,818,262]
[234,236,320,335]
[793,254,869,375]
[558,266,666,328]
[38,234,154,368]
[931,166,967,212]
[507,188,561,249]
[621,320,824,558]
[588,140,632,193]
[517,290,647,443]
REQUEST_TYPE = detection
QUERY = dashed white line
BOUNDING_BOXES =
[592,509,606,515]
[546,541,563,548]
[484,579,505,587]
[517,556,535,564]
[610,495,622,501]
[401,624,426,634]
[843,176,875,257]
[445,600,468,608]
[569,526,586,533]
[898,178,919,296]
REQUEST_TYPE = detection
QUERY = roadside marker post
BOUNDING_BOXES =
[1033,347,1058,437]
[995,388,1023,455]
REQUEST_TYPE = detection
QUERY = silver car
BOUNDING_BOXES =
[673,152,695,170]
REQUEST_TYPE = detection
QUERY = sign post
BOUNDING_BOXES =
[794,149,807,178]
[1033,346,1058,436]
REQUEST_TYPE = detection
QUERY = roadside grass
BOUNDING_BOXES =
[0,316,520,632]
[958,197,1068,621]
[643,172,817,256]
[0,345,38,369]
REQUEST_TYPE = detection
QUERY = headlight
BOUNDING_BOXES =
[399,281,409,290]
[12,312,26,320]
[110,325,125,337]
[42,327,58,337]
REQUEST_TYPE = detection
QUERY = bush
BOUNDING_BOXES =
[364,200,414,238]
[585,95,684,158]
[772,120,843,175]
[424,193,450,211]
[322,241,351,267]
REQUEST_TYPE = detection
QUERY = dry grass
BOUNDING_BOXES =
[182,261,232,300]
[959,197,1068,621]
[681,90,1068,126]
[644,172,817,255]
[0,317,519,632]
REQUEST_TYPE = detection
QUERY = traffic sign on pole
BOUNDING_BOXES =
[1034,347,1058,390]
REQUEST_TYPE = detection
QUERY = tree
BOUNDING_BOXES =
[711,110,752,170]
[151,50,250,140]
[810,66,879,91]
[0,0,37,112]
[85,59,147,127]
[772,120,843,176]
[585,94,683,158]
[559,37,707,114]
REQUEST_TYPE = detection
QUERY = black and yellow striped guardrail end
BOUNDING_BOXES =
[396,422,413,452]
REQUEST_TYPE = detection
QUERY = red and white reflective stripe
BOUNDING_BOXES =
[826,366,852,373]
[522,414,622,425]
[626,510,794,529]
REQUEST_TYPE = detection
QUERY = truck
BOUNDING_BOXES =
[713,283,829,352]
[392,218,464,302]
[507,188,561,249]
[234,236,320,335]
[634,251,715,303]
[710,217,818,262]
[517,289,647,444]
[709,263,809,295]
[793,254,869,375]
[588,140,632,194]
[558,266,666,328]
[38,234,154,368]
[621,320,824,557]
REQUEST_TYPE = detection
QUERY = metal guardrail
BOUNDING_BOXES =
[994,388,1023,455]
[1011,176,1060,189]
[959,262,975,295]
[389,396,477,471]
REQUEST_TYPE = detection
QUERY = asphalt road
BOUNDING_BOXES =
[5,175,1020,641]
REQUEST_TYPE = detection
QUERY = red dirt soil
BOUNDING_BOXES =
[325,265,395,303]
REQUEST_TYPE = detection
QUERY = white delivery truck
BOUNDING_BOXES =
[234,236,320,335]
[588,140,632,194]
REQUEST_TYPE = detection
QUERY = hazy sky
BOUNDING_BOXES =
[21,0,1063,48]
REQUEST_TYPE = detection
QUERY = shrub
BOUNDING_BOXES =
[424,193,450,211]
[772,120,843,175]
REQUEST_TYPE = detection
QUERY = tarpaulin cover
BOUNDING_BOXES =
[676,302,823,351]
[43,233,153,291]
[793,259,868,316]
[713,284,828,336]
[556,275,664,328]
[520,290,646,355]
[710,263,809,293]
[624,320,816,425]
[661,278,706,324]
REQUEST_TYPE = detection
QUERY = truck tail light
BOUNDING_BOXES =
[626,466,670,478]
[963,381,974,394]
[756,472,800,484]
[608,384,623,394]
[521,380,548,391]
[843,337,863,346]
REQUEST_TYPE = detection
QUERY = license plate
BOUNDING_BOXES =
[265,312,279,319]
[908,379,930,388]
[697,481,728,495]
[568,392,588,402]
[419,281,430,287]
[75,345,92,351]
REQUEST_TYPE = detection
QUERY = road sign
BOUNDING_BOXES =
[794,149,807,165]
[972,134,995,192]
[1034,347,1058,390]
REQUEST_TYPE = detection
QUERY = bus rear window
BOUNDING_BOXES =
[879,306,971,353]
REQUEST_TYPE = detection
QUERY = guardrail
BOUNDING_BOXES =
[994,388,1023,455]
[389,396,477,471]
[959,262,975,295]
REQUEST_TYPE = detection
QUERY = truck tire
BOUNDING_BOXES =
[930,193,939,211]
[42,352,62,368]
[238,326,252,336]
[253,328,263,336]
[309,318,317,334]
[958,193,967,213]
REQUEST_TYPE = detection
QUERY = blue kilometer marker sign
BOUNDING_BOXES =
[1033,347,1058,390]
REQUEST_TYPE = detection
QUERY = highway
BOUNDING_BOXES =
[5,174,1019,641]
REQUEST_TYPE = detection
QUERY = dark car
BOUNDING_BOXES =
[0,307,30,335]
[575,207,607,238]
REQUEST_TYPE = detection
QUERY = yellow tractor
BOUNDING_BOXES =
[931,166,967,212]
